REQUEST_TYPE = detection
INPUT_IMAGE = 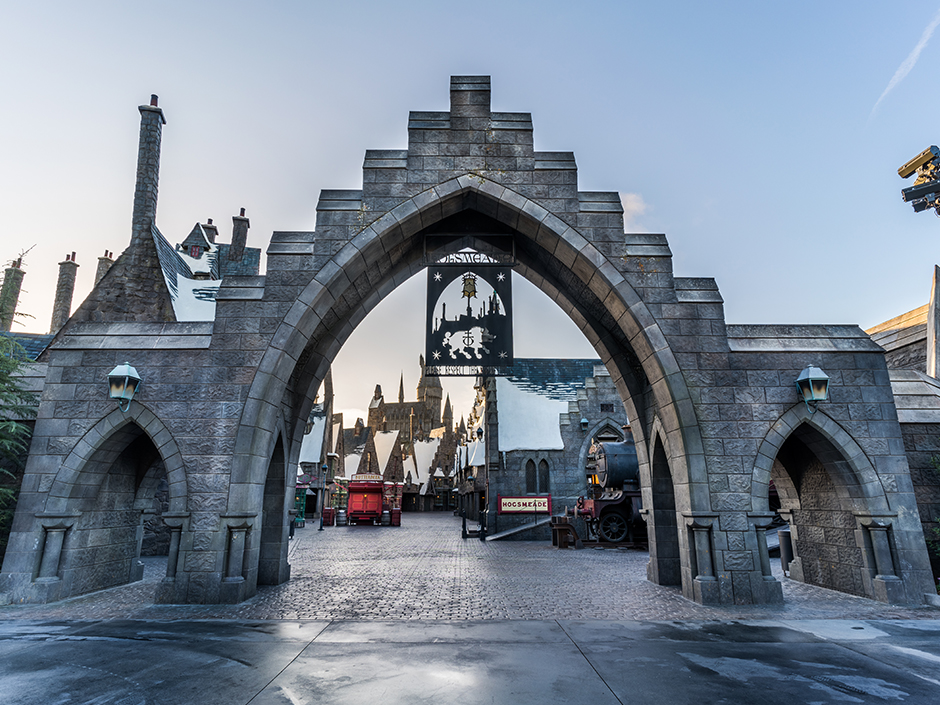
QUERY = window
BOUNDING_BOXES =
[538,460,550,493]
[525,459,536,494]
[600,403,614,413]
[190,245,202,258]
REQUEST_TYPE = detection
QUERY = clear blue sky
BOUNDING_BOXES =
[3,1,940,420]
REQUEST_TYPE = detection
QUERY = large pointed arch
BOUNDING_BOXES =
[43,402,187,515]
[750,404,889,513]
[229,177,706,514]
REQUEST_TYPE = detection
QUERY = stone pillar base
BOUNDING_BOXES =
[753,576,784,604]
[873,576,907,604]
[219,576,250,604]
[693,577,721,605]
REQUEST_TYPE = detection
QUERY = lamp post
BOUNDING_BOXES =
[796,365,830,414]
[107,362,141,412]
[319,463,327,531]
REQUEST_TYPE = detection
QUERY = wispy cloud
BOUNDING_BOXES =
[620,192,648,230]
[871,8,940,117]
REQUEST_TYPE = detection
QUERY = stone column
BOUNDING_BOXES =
[49,253,78,333]
[224,525,249,582]
[859,516,906,603]
[748,512,784,604]
[0,257,25,332]
[36,528,66,581]
[131,95,166,250]
[685,513,720,604]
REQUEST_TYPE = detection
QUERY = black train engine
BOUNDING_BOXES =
[575,438,647,544]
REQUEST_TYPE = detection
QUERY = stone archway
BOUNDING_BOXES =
[228,177,709,602]
[752,405,919,603]
[5,404,188,603]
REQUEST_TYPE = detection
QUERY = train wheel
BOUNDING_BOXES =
[599,512,628,542]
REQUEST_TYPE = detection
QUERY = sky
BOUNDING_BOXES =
[3,1,940,422]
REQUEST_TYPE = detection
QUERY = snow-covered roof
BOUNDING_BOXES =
[344,450,362,478]
[495,377,567,451]
[412,437,440,481]
[152,224,220,321]
[298,412,328,464]
[373,430,399,472]
[464,439,486,466]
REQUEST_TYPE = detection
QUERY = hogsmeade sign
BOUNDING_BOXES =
[425,259,513,376]
[498,495,552,515]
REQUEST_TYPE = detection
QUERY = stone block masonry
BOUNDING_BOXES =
[1,76,935,609]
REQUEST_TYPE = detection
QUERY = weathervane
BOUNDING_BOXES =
[899,145,940,216]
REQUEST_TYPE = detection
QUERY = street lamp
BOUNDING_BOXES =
[796,365,830,414]
[319,463,327,531]
[107,362,141,412]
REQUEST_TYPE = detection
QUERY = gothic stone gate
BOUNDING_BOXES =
[0,77,934,606]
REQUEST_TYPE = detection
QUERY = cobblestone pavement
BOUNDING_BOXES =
[1,514,937,622]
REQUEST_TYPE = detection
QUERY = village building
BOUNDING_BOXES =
[457,359,630,536]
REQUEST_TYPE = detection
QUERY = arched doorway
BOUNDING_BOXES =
[12,408,188,603]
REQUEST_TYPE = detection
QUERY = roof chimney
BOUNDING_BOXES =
[229,208,250,262]
[130,94,166,250]
[50,253,79,333]
[202,218,218,244]
[95,249,115,286]
[0,257,26,332]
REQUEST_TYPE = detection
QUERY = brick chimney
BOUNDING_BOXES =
[94,249,114,286]
[0,257,25,332]
[450,76,491,119]
[203,218,218,244]
[229,208,250,262]
[130,94,166,250]
[50,252,79,333]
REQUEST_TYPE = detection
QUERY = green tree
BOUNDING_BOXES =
[0,335,38,555]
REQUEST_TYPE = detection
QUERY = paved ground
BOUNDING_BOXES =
[2,514,939,703]
[1,513,936,622]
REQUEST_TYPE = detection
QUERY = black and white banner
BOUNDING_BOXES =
[425,265,513,372]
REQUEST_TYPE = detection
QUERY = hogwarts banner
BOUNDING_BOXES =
[425,264,513,372]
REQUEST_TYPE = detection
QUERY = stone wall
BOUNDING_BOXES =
[900,422,940,579]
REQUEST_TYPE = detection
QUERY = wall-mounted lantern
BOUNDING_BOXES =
[108,362,141,412]
[580,417,589,432]
[796,365,829,414]
[476,426,483,441]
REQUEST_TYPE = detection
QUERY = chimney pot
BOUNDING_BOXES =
[240,208,246,217]
[150,94,158,107]
[207,218,213,225]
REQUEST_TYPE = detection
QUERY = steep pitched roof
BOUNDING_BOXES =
[494,358,601,452]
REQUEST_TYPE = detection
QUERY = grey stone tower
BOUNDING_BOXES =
[0,257,25,332]
[94,250,114,286]
[50,252,78,333]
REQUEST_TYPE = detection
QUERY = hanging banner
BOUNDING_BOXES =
[426,264,513,372]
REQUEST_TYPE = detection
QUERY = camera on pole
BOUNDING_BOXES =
[899,146,940,215]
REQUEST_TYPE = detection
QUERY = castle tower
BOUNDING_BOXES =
[442,394,453,431]
[0,257,25,332]
[416,354,443,426]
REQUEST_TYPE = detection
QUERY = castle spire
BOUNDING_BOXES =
[398,373,405,403]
